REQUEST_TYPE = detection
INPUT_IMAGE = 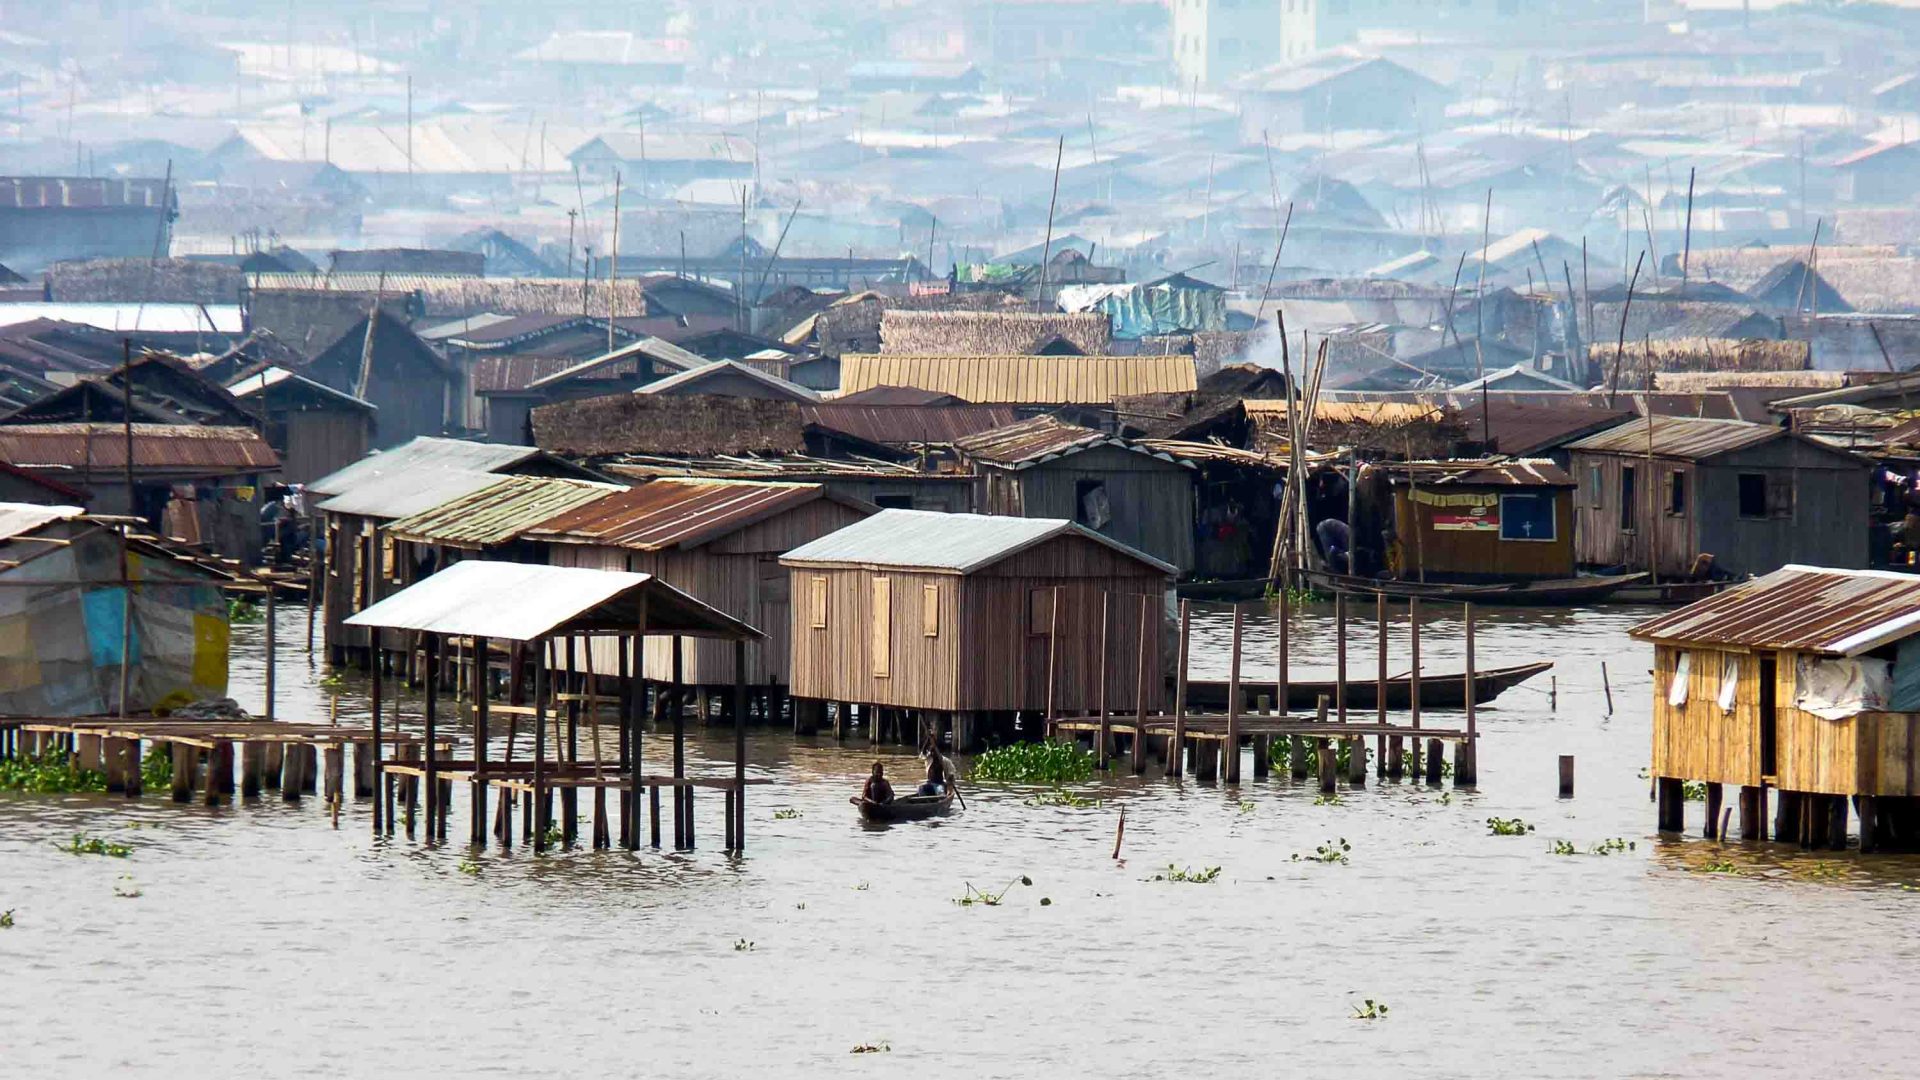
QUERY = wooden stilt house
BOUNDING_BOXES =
[524,479,875,700]
[1632,566,1920,852]
[781,509,1176,748]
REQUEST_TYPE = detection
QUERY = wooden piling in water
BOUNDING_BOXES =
[1131,593,1150,775]
[1457,603,1478,787]
[1559,755,1575,798]
[1739,785,1763,841]
[1317,739,1335,794]
[1702,782,1723,838]
[1171,600,1190,779]
[1656,777,1685,833]
[1376,594,1389,777]
[1253,694,1271,779]
[1408,598,1422,778]
[1225,603,1242,784]
[1335,593,1348,724]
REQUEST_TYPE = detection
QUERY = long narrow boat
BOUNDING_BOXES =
[852,788,954,822]
[1180,661,1552,711]
[1302,570,1647,606]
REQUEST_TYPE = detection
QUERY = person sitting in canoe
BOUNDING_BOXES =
[862,761,895,804]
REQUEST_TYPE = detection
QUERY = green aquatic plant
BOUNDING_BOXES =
[457,858,481,876]
[316,671,347,693]
[61,834,131,858]
[227,598,264,624]
[1402,751,1453,778]
[1351,998,1389,1020]
[1236,799,1257,814]
[1547,840,1579,856]
[1024,789,1100,809]
[1293,839,1351,865]
[1151,864,1221,884]
[1266,584,1323,606]
[1681,780,1709,802]
[1695,860,1746,875]
[0,909,13,928]
[1793,862,1845,882]
[140,746,172,789]
[1270,739,1367,773]
[1590,838,1635,855]
[1039,897,1052,906]
[1313,793,1344,807]
[772,807,802,820]
[970,743,1095,785]
[733,938,754,952]
[0,748,108,793]
[538,823,563,848]
[1486,817,1535,836]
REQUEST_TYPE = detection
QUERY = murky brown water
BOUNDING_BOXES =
[5,602,1920,1078]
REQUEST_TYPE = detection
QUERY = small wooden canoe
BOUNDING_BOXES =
[852,788,954,822]
[1182,661,1552,711]
[1302,570,1648,606]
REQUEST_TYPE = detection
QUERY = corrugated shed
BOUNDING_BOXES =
[799,403,1018,445]
[384,475,624,548]
[879,310,1112,356]
[313,469,505,521]
[838,354,1197,404]
[308,436,546,497]
[0,177,173,209]
[471,354,591,394]
[1631,565,1920,657]
[528,478,830,550]
[1563,416,1784,460]
[0,502,84,542]
[345,560,759,642]
[1390,459,1574,487]
[780,508,1177,576]
[0,424,277,472]
[954,416,1109,465]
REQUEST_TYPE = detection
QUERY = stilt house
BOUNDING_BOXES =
[781,510,1175,743]
[1632,566,1920,851]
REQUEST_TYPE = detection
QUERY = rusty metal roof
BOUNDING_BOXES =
[1562,416,1784,460]
[955,415,1191,471]
[0,502,84,542]
[0,424,278,474]
[345,560,760,642]
[800,403,1019,446]
[1631,565,1920,657]
[527,478,854,551]
[838,354,1197,404]
[1388,458,1573,487]
[384,475,624,548]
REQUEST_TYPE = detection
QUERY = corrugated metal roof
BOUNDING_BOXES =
[954,415,1191,471]
[1631,565,1920,657]
[838,354,1197,404]
[0,303,243,334]
[528,478,840,551]
[1390,459,1574,487]
[1138,440,1290,470]
[0,502,84,542]
[227,366,375,410]
[345,560,760,643]
[634,359,820,402]
[780,508,1177,576]
[799,403,1019,445]
[314,469,505,521]
[308,436,545,497]
[1562,416,1785,460]
[0,424,277,472]
[384,475,624,548]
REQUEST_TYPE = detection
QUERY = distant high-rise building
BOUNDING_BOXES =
[1172,0,1285,88]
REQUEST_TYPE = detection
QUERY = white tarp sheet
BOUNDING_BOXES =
[1793,654,1890,721]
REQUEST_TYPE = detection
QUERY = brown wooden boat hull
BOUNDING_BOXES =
[1181,661,1553,711]
[854,790,954,822]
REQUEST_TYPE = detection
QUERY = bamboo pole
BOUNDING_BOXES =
[1335,593,1348,724]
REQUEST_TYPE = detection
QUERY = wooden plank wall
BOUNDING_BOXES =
[1569,452,1695,577]
[281,412,370,486]
[987,446,1196,572]
[1392,486,1574,580]
[787,566,961,710]
[1650,644,1760,787]
[1772,652,1920,797]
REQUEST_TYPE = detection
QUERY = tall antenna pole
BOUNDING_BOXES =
[1474,188,1492,378]
[1037,136,1064,303]
[1680,166,1696,297]
[608,170,621,354]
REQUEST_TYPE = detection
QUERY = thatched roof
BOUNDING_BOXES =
[1652,370,1847,392]
[1589,337,1809,390]
[880,310,1111,356]
[811,290,1033,358]
[247,274,659,318]
[46,258,243,304]
[531,393,807,458]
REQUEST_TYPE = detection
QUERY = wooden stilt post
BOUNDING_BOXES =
[472,634,489,847]
[1131,593,1150,775]
[424,633,440,841]
[1376,592,1391,778]
[1458,602,1478,787]
[370,639,383,833]
[1096,592,1111,771]
[1703,782,1723,839]
[1559,755,1575,798]
[734,638,747,853]
[672,635,686,850]
[263,585,276,723]
[1226,603,1243,784]
[1172,599,1190,779]
[1254,694,1271,778]
[1656,777,1685,833]
[561,637,579,848]
[1739,785,1763,840]
[1409,597,1422,778]
[533,641,549,852]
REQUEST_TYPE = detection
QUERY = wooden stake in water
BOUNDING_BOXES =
[1602,661,1614,714]
[1225,603,1243,784]
[1097,592,1111,770]
[1172,600,1191,779]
